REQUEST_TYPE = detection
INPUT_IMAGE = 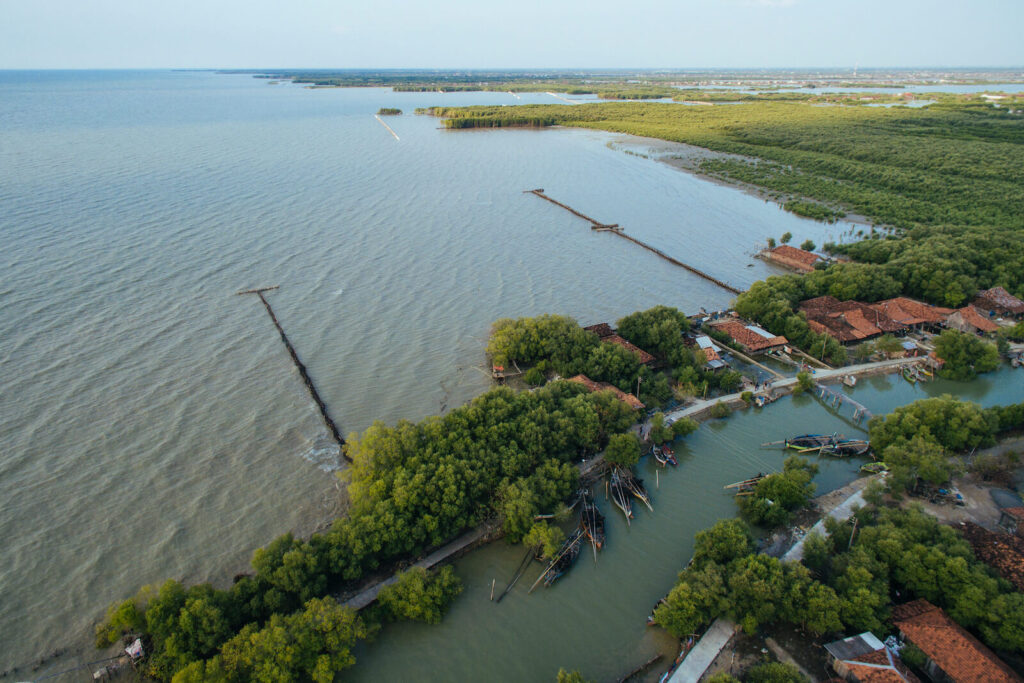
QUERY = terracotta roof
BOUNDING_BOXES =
[974,287,1024,315]
[583,322,615,339]
[960,522,1024,592]
[603,334,655,364]
[892,599,1022,682]
[948,305,1001,334]
[871,298,954,326]
[710,320,788,352]
[766,245,821,272]
[567,374,645,410]
[800,297,904,341]
[846,649,921,683]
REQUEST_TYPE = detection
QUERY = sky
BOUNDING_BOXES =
[1,0,1022,70]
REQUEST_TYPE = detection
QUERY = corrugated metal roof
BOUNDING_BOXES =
[824,632,884,661]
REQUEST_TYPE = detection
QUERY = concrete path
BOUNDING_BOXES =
[783,481,875,562]
[662,356,920,425]
[341,525,492,609]
[668,618,737,683]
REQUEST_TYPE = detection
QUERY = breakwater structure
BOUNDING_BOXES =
[524,189,743,295]
[374,114,400,141]
[237,286,350,462]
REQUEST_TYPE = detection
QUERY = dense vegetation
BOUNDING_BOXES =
[376,107,402,115]
[486,307,744,407]
[737,456,818,527]
[805,505,1024,652]
[868,395,1024,490]
[932,329,1002,380]
[96,381,637,680]
[653,507,1024,664]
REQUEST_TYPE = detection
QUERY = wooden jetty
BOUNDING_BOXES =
[238,286,350,461]
[815,383,873,423]
[525,190,742,295]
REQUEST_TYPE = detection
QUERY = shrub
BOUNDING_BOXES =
[710,401,730,419]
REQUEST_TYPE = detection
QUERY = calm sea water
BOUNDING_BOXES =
[0,71,1016,678]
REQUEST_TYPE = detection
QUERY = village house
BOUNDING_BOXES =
[800,295,905,344]
[693,334,728,370]
[959,522,1024,592]
[973,287,1024,320]
[566,374,645,410]
[823,632,919,683]
[945,305,1001,336]
[583,323,656,365]
[763,244,822,273]
[709,318,788,354]
[999,507,1024,539]
[891,599,1022,683]
[869,297,954,333]
[603,334,655,365]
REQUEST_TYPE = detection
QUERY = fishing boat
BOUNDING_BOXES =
[609,469,634,523]
[619,467,654,512]
[652,444,677,467]
[820,439,871,457]
[580,497,605,559]
[542,529,583,587]
[861,461,889,474]
[724,474,766,496]
[784,433,839,451]
[902,366,917,384]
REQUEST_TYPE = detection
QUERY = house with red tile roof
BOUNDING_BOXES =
[764,244,822,273]
[800,296,904,344]
[710,319,788,353]
[602,334,655,365]
[973,287,1024,318]
[959,522,1024,592]
[891,599,1022,682]
[870,298,954,330]
[566,374,645,410]
[999,507,1024,539]
[946,305,1001,335]
[583,322,615,339]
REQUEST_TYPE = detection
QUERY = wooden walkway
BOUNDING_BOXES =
[525,190,742,295]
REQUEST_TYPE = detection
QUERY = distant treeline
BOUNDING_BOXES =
[376,108,402,115]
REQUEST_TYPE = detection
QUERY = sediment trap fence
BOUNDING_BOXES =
[525,189,743,295]
[237,286,350,462]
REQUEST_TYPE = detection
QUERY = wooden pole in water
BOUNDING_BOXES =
[490,578,495,601]
[238,286,351,462]
[656,469,659,490]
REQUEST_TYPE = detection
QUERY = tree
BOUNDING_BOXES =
[672,417,699,438]
[556,670,588,683]
[692,518,752,566]
[616,305,690,357]
[710,401,730,418]
[780,232,793,244]
[524,522,566,559]
[377,566,463,624]
[794,371,813,394]
[746,662,808,683]
[933,329,1001,381]
[648,412,674,445]
[604,433,641,467]
[800,239,816,251]
[766,237,777,249]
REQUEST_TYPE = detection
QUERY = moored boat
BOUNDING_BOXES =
[820,438,871,457]
[543,529,583,587]
[610,469,633,523]
[580,496,605,553]
[861,461,889,474]
[785,433,838,450]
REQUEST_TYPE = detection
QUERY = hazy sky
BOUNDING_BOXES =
[2,0,1021,69]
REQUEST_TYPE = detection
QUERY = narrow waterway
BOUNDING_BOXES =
[349,366,1024,682]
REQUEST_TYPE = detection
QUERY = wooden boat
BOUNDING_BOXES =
[724,474,766,495]
[617,466,654,512]
[861,461,889,474]
[580,497,605,559]
[609,469,634,523]
[785,433,838,450]
[543,529,583,587]
[820,439,871,457]
[902,366,917,384]
[652,445,677,467]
